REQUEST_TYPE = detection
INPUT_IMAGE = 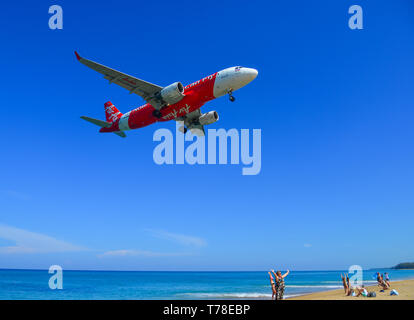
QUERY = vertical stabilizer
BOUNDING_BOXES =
[104,101,123,122]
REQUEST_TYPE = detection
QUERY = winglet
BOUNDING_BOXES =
[74,51,81,61]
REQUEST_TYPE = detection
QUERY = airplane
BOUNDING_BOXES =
[75,51,258,137]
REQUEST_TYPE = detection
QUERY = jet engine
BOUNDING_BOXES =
[198,111,219,125]
[159,82,185,105]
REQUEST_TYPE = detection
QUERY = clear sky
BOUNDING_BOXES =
[0,0,413,271]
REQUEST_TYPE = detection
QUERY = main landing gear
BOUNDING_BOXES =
[228,90,236,102]
[179,126,188,134]
[152,109,162,118]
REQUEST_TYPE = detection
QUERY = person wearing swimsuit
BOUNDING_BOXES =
[268,272,277,300]
[271,269,290,300]
[384,272,391,287]
[341,273,348,294]
[377,273,389,290]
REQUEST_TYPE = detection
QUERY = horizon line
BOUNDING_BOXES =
[0,267,394,272]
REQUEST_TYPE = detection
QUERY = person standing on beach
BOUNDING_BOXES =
[271,269,290,300]
[384,272,391,287]
[341,273,349,295]
[268,272,277,300]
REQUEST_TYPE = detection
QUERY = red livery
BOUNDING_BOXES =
[76,52,257,137]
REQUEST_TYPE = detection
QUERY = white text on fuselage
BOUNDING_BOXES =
[184,74,214,90]
[162,104,191,120]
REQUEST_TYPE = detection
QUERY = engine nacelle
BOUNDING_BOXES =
[159,82,185,105]
[199,111,219,125]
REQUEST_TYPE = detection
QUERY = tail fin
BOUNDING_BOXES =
[104,101,123,122]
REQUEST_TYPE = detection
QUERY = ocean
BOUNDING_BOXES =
[1,269,413,300]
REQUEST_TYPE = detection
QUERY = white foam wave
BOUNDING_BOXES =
[287,285,342,288]
[179,292,272,298]
[177,292,305,299]
[319,280,378,285]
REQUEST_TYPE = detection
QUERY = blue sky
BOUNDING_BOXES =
[0,0,413,270]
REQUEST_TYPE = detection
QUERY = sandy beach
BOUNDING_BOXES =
[288,279,414,300]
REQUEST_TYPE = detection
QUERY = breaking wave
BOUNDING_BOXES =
[178,292,272,299]
[287,285,342,288]
[177,292,304,299]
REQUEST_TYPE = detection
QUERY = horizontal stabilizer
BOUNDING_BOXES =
[113,131,126,138]
[80,116,111,128]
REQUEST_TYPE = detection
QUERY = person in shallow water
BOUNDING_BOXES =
[271,269,290,300]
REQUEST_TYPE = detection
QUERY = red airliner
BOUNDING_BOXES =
[75,52,258,137]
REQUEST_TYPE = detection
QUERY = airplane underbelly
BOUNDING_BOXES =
[159,102,203,122]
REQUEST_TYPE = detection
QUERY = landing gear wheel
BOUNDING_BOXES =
[183,127,188,134]
[153,109,162,118]
[228,90,235,102]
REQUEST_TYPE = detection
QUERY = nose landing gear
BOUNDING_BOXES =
[228,90,236,102]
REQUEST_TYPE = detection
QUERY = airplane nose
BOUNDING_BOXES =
[244,68,258,82]
[213,66,258,97]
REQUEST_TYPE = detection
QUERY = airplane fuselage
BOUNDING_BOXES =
[99,66,258,133]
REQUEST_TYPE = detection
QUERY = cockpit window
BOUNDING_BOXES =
[235,66,242,71]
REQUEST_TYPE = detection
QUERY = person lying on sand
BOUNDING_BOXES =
[355,285,368,297]
[268,271,277,300]
[271,269,290,300]
[341,273,360,296]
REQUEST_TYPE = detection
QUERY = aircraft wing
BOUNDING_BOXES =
[75,51,164,109]
[176,109,205,136]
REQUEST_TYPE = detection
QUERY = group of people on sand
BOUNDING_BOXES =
[267,270,392,300]
[341,273,370,297]
[268,269,289,300]
[376,272,391,290]
[340,272,391,297]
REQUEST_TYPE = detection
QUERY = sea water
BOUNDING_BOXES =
[1,269,413,300]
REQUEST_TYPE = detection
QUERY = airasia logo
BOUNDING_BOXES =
[106,105,121,122]
[163,104,191,120]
